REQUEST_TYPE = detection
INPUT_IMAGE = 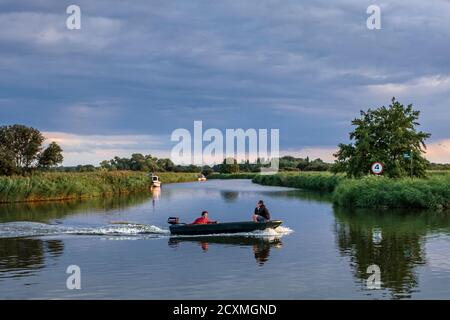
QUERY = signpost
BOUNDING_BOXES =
[403,151,413,177]
[371,162,384,175]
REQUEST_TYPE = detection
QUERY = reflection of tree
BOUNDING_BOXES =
[0,238,64,279]
[168,236,283,265]
[334,207,450,298]
[0,192,152,223]
[220,191,239,202]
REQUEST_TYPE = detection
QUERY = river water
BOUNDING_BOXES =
[0,179,449,299]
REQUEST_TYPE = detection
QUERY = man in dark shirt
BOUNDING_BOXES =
[252,200,270,222]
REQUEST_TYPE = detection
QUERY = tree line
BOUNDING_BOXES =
[0,99,446,179]
[0,124,63,175]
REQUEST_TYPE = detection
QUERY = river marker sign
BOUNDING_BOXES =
[371,162,384,175]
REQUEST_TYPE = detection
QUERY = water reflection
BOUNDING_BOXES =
[0,192,152,223]
[168,236,283,266]
[334,207,450,298]
[0,238,64,280]
[220,191,239,202]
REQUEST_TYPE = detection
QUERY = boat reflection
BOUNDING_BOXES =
[151,186,161,207]
[168,236,283,266]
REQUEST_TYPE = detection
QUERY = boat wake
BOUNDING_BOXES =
[0,221,169,239]
[0,222,292,240]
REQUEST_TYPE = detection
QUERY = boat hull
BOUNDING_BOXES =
[169,220,283,235]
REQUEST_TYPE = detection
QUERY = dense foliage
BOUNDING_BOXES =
[253,172,344,192]
[333,175,450,210]
[333,98,431,178]
[0,124,63,175]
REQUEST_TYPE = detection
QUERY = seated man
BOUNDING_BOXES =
[252,200,270,222]
[192,211,217,224]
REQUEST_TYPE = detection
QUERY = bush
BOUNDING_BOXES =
[252,172,344,192]
[333,175,450,209]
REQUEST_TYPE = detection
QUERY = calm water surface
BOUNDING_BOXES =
[1,179,450,299]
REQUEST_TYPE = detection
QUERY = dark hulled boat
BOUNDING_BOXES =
[168,218,283,236]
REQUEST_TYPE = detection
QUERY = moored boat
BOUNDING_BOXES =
[150,173,161,187]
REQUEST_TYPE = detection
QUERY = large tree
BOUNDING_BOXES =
[0,124,63,175]
[38,141,64,168]
[333,98,431,178]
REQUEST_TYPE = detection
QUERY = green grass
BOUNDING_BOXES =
[333,175,450,210]
[248,172,450,210]
[208,173,259,179]
[0,171,199,203]
[252,172,344,192]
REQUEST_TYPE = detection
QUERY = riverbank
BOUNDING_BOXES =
[208,173,259,179]
[0,171,199,203]
[251,172,450,210]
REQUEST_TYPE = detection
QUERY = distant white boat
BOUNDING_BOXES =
[150,173,161,187]
[198,174,207,182]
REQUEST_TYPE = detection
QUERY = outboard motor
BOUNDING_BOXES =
[167,217,179,225]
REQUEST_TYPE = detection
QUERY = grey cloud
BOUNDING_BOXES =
[1,0,450,160]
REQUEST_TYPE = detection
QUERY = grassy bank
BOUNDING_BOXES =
[252,172,344,192]
[245,172,450,210]
[0,171,199,203]
[208,173,258,179]
[333,176,450,210]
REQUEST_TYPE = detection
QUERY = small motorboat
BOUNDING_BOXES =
[167,217,283,235]
[150,173,161,187]
[198,174,207,182]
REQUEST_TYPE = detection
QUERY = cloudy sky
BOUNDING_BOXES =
[1,0,450,165]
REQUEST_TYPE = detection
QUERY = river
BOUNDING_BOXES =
[1,179,450,299]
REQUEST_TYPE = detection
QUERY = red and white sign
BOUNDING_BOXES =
[371,162,384,175]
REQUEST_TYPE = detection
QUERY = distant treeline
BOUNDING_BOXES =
[428,163,450,171]
[47,155,332,175]
[38,155,450,175]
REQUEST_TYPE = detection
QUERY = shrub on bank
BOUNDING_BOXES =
[208,173,258,179]
[333,175,450,210]
[252,172,344,192]
[249,172,450,210]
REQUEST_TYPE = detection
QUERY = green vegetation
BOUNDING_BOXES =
[209,173,259,179]
[248,172,450,210]
[333,175,450,210]
[99,153,212,174]
[218,158,241,174]
[0,171,198,203]
[0,124,63,175]
[252,172,344,192]
[333,98,431,178]
[157,172,200,183]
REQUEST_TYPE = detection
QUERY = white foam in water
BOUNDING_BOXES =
[0,221,170,238]
[69,224,170,236]
[0,221,63,238]
[0,222,292,240]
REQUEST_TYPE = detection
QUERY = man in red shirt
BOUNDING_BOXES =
[192,211,217,224]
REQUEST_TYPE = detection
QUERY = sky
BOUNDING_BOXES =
[1,0,450,165]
